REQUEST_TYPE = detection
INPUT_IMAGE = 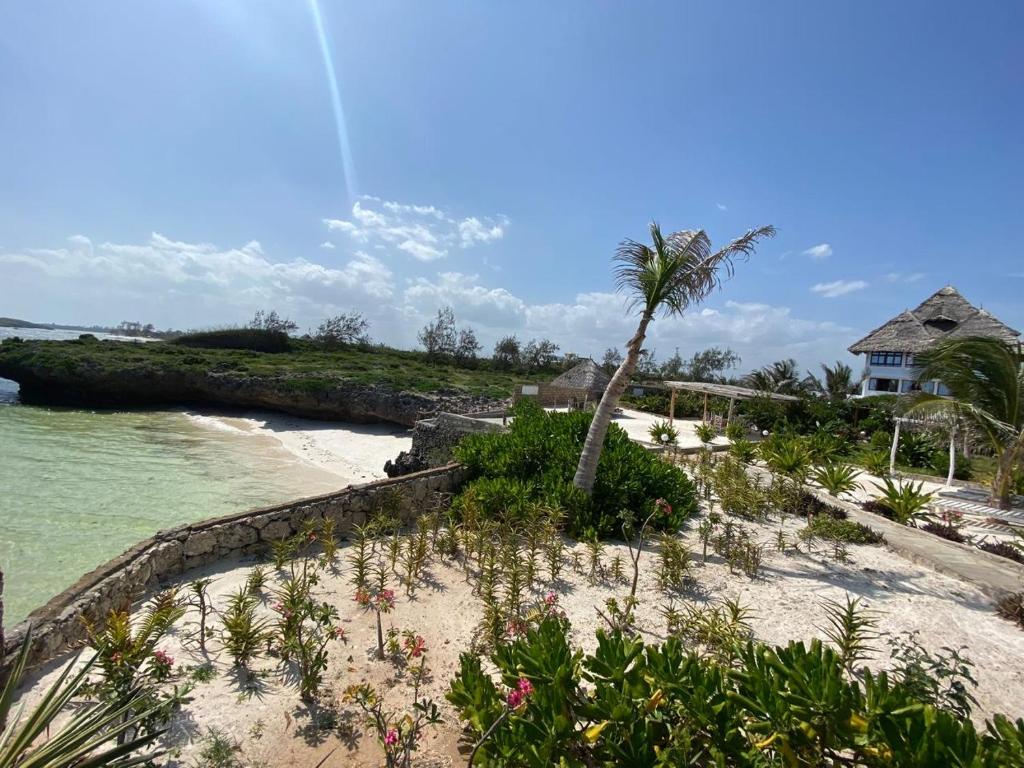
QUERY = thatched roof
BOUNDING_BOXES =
[549,359,610,395]
[848,286,1020,354]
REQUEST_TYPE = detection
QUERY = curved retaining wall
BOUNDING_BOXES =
[1,463,468,673]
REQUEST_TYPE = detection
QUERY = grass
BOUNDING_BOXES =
[0,338,550,399]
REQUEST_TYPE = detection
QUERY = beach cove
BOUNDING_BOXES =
[0,330,411,623]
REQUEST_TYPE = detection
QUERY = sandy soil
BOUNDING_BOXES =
[19,501,1024,768]
[187,411,412,486]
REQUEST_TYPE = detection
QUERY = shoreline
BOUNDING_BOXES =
[183,409,412,486]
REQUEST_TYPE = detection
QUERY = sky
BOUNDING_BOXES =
[1,1,1022,375]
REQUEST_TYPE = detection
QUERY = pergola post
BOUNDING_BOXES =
[727,397,736,427]
[669,388,677,425]
[702,392,709,422]
[889,418,901,476]
[946,429,956,487]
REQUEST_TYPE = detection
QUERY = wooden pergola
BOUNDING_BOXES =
[661,381,800,426]
[889,414,960,488]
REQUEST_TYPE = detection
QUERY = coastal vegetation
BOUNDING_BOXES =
[0,334,551,404]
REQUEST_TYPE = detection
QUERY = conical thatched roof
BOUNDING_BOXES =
[848,286,1020,354]
[550,359,610,395]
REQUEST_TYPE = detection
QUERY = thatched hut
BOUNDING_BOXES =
[550,359,610,401]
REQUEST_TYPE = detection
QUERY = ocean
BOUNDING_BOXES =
[0,327,343,624]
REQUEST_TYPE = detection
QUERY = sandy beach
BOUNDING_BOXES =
[186,411,413,486]
[18,506,1024,768]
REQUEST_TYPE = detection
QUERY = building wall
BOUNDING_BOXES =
[857,353,947,397]
[1,463,468,674]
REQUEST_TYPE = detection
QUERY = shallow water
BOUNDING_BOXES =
[0,328,342,623]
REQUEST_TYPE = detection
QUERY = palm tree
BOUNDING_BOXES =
[741,358,804,395]
[572,222,775,493]
[806,361,860,399]
[905,336,1023,508]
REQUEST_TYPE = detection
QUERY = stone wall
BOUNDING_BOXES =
[385,412,506,476]
[1,464,468,674]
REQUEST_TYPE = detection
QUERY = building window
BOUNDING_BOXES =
[869,378,899,393]
[936,382,952,397]
[869,351,903,367]
[900,379,923,393]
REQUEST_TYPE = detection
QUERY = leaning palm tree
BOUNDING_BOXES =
[806,361,860,400]
[572,222,775,494]
[741,358,804,395]
[905,336,1023,508]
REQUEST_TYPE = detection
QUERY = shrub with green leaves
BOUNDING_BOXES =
[760,435,812,479]
[647,419,679,445]
[811,462,862,498]
[454,401,696,538]
[447,613,1024,767]
[799,515,883,545]
[872,477,935,526]
[694,421,716,444]
[728,437,757,463]
[859,449,890,477]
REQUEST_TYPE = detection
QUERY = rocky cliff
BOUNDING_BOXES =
[0,348,501,427]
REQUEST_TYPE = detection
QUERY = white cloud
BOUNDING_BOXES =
[1,230,857,371]
[458,216,506,247]
[323,198,506,262]
[803,243,833,260]
[811,279,868,298]
[0,233,394,329]
[319,241,336,250]
[716,203,728,211]
[885,271,925,284]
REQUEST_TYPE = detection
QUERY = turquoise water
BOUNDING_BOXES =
[0,329,341,623]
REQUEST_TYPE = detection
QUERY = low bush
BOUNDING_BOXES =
[872,477,935,527]
[447,613,1024,767]
[979,540,1024,564]
[800,515,883,545]
[172,328,292,352]
[454,401,697,538]
[647,419,679,445]
[921,521,969,543]
[728,437,757,463]
[996,592,1024,630]
[930,449,974,480]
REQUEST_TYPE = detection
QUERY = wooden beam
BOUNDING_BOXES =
[669,388,677,425]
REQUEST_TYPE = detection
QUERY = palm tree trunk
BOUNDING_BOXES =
[992,435,1023,510]
[573,313,653,493]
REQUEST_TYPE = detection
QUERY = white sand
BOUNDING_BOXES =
[19,507,1024,768]
[186,411,412,486]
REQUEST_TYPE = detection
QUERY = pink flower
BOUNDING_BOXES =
[153,650,174,667]
[403,635,426,658]
[376,590,396,610]
[354,589,371,606]
[655,498,673,516]
[507,677,533,708]
[544,592,557,607]
[505,618,527,638]
[330,626,347,641]
[384,728,399,746]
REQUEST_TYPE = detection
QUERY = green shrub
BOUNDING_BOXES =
[647,419,679,445]
[172,328,291,352]
[859,449,890,477]
[811,462,862,498]
[800,515,883,545]
[728,437,757,463]
[930,449,973,480]
[760,435,812,479]
[454,401,697,538]
[447,614,1024,767]
[873,477,935,526]
[724,421,745,441]
[694,422,716,443]
[896,431,934,467]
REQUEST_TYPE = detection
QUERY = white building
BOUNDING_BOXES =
[848,286,1020,397]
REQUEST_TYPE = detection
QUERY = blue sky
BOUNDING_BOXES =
[1,1,1021,372]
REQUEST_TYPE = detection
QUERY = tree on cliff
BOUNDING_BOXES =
[418,307,458,361]
[572,221,775,495]
[249,309,298,335]
[315,312,370,348]
[493,335,522,370]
